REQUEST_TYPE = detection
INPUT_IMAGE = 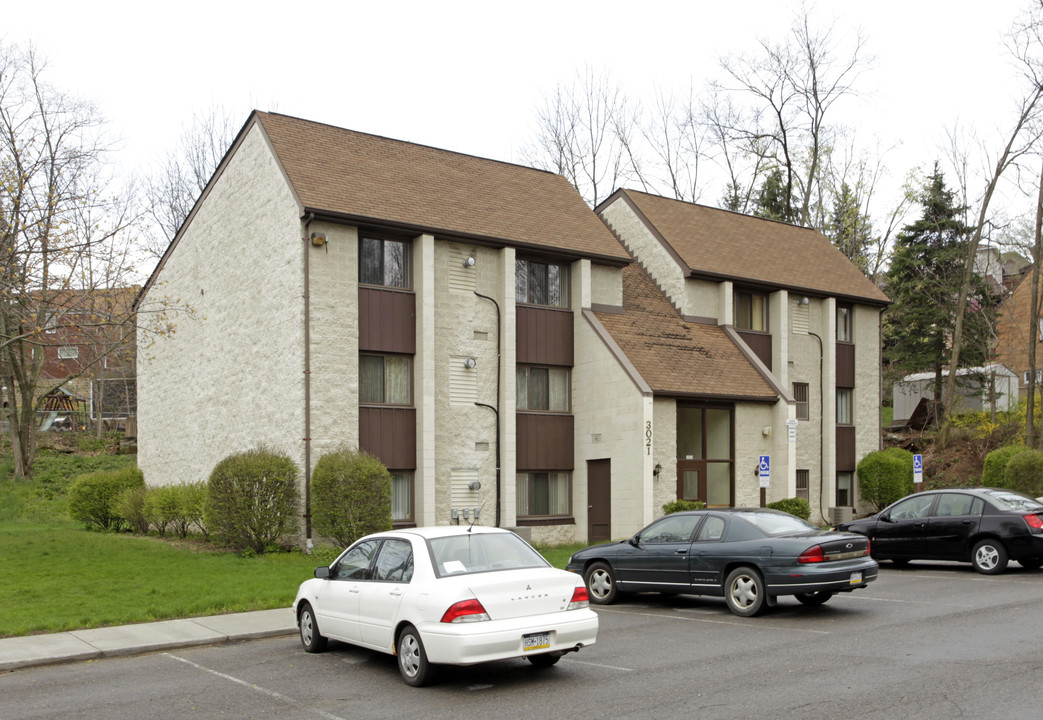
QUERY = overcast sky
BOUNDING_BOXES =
[3,0,1034,221]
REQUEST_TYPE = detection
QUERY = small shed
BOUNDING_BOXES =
[892,364,1019,425]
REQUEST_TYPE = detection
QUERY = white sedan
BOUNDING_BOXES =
[292,526,599,686]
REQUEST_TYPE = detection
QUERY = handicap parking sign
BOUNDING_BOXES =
[758,455,770,488]
[913,454,923,484]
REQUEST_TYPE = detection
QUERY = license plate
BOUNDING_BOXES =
[849,571,863,585]
[523,631,550,652]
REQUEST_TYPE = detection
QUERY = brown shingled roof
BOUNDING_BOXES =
[593,263,778,400]
[254,112,630,263]
[606,189,888,304]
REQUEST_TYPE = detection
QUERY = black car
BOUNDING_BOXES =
[565,508,878,617]
[835,488,1043,575]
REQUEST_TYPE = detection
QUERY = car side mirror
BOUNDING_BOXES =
[628,534,640,547]
[880,513,893,523]
[314,566,331,579]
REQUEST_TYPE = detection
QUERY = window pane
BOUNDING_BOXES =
[373,539,413,582]
[677,407,703,459]
[751,294,766,331]
[548,472,570,514]
[682,469,700,500]
[707,463,731,505]
[516,368,529,411]
[359,355,385,403]
[529,263,548,305]
[837,306,852,342]
[837,389,852,424]
[836,472,852,506]
[528,367,549,411]
[529,472,549,515]
[384,240,408,288]
[794,383,810,420]
[391,473,412,521]
[384,356,411,404]
[360,238,383,285]
[548,264,562,307]
[706,409,731,459]
[548,367,569,412]
[735,293,751,329]
[332,540,378,580]
[515,260,529,303]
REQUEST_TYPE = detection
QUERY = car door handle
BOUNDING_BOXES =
[675,548,688,554]
[349,586,360,594]
[389,589,403,597]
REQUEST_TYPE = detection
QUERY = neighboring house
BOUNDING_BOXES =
[595,189,890,525]
[39,286,138,427]
[994,269,1043,398]
[136,111,888,546]
[892,364,1018,426]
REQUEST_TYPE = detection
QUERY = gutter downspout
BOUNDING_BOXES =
[303,214,315,550]
[474,291,501,527]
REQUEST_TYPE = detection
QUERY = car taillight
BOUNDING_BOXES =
[798,545,826,563]
[1023,514,1043,533]
[440,598,490,623]
[798,543,871,564]
[567,586,589,610]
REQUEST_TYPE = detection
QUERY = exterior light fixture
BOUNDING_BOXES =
[653,462,662,477]
[310,232,327,247]
[464,357,477,369]
[463,256,476,268]
[799,296,810,305]
[468,480,481,491]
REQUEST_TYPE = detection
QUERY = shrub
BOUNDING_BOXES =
[766,497,811,520]
[662,499,705,515]
[311,448,392,547]
[983,445,1030,487]
[857,448,914,511]
[143,485,181,536]
[116,486,150,534]
[68,466,145,531]
[1004,448,1043,498]
[181,481,209,540]
[205,447,299,553]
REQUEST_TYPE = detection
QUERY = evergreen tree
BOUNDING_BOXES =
[753,167,794,223]
[827,182,873,273]
[884,167,997,420]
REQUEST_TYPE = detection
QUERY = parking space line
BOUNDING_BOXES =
[596,608,831,634]
[571,660,634,672]
[164,653,347,720]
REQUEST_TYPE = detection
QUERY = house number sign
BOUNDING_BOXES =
[645,421,652,455]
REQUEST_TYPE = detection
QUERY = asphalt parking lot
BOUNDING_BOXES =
[3,562,1042,720]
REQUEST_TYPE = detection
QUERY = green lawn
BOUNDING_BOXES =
[0,447,583,638]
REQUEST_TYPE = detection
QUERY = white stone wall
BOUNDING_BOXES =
[590,264,623,307]
[137,124,305,488]
[734,404,775,507]
[853,304,883,515]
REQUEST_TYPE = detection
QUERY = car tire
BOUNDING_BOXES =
[584,561,619,605]
[794,591,834,607]
[725,566,766,617]
[526,652,561,668]
[397,624,436,687]
[1018,557,1043,570]
[298,603,328,653]
[971,539,1009,575]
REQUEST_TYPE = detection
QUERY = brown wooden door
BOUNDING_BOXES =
[587,459,611,543]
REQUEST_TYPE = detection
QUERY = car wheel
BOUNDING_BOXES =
[397,625,436,687]
[526,652,561,668]
[584,561,618,605]
[725,566,766,617]
[298,603,327,653]
[971,539,1009,575]
[1018,558,1043,570]
[794,591,834,607]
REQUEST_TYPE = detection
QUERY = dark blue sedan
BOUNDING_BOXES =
[565,508,878,617]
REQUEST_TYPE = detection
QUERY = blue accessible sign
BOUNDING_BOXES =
[759,455,770,488]
[913,454,923,484]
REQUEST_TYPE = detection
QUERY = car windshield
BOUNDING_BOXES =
[732,511,819,536]
[985,490,1043,512]
[429,532,550,578]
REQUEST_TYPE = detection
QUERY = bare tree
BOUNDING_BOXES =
[0,43,141,475]
[144,105,237,257]
[523,67,636,207]
[941,4,1043,428]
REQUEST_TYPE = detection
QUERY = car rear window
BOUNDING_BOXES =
[732,511,819,535]
[429,532,550,578]
[985,491,1043,512]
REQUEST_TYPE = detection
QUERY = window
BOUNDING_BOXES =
[57,346,79,360]
[360,237,410,288]
[1025,370,1043,385]
[360,354,411,405]
[734,289,768,331]
[372,538,414,582]
[837,304,853,342]
[517,471,571,517]
[330,539,379,580]
[391,472,413,522]
[796,469,809,502]
[836,388,852,425]
[516,365,569,412]
[934,493,984,518]
[695,515,725,542]
[793,382,809,420]
[638,514,701,544]
[836,471,853,507]
[516,259,568,307]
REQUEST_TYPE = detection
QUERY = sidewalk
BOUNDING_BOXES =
[0,608,298,672]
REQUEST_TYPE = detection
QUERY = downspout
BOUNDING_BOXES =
[809,331,826,524]
[474,291,501,527]
[302,214,315,550]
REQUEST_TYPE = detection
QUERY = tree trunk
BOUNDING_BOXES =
[1031,162,1043,448]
